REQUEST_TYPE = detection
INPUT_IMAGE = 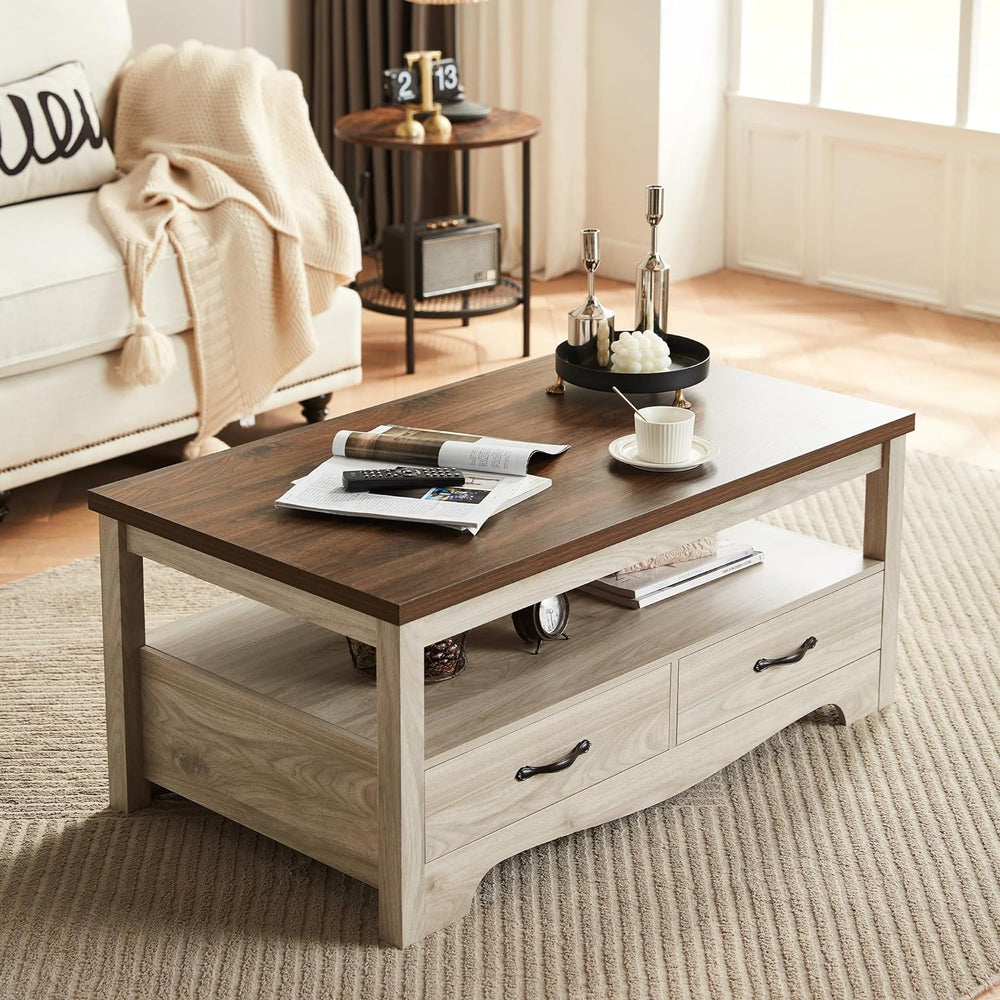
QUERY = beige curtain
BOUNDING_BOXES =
[300,0,456,249]
[459,0,588,279]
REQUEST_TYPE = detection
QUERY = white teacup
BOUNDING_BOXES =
[634,406,695,464]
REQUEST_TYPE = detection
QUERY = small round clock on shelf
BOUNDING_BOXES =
[511,594,571,655]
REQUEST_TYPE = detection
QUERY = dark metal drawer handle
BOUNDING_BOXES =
[753,635,818,673]
[515,739,591,782]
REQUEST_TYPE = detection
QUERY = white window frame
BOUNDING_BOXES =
[732,0,986,129]
[726,0,1000,321]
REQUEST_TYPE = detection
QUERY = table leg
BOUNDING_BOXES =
[99,515,151,812]
[376,620,426,947]
[522,140,532,357]
[461,149,471,327]
[863,435,906,710]
[460,149,470,217]
[403,150,416,375]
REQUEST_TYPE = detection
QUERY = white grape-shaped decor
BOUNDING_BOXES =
[609,330,671,373]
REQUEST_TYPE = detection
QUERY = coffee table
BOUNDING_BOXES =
[89,359,913,948]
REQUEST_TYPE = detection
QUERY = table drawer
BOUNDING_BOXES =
[424,663,671,861]
[677,573,883,743]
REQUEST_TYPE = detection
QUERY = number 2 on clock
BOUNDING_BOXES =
[396,69,416,102]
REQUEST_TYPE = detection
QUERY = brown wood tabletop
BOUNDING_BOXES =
[88,359,914,624]
[333,107,541,151]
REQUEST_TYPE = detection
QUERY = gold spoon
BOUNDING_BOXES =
[612,385,648,421]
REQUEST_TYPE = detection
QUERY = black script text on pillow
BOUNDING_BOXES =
[0,88,106,176]
[0,62,117,208]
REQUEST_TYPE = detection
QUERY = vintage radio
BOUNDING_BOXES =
[382,215,501,299]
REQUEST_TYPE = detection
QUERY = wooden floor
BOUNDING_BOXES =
[2,267,999,585]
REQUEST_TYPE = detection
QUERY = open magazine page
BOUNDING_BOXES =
[331,425,568,477]
[275,454,549,534]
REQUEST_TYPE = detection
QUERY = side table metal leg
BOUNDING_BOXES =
[403,149,416,374]
[461,150,471,327]
[461,149,470,217]
[522,140,532,357]
[863,435,906,710]
[99,515,151,812]
[376,621,426,947]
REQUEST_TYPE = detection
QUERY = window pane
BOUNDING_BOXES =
[970,0,1000,131]
[824,0,960,124]
[740,0,812,103]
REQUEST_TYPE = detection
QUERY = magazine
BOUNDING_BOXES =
[275,453,549,534]
[331,425,569,477]
[581,549,764,609]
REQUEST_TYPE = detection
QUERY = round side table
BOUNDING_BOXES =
[334,107,541,374]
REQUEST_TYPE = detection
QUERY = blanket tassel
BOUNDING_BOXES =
[118,316,176,386]
[183,436,230,460]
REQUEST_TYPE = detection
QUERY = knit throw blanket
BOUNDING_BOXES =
[98,42,361,455]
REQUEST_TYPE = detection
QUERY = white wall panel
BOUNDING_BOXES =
[963,159,1000,315]
[820,139,947,303]
[727,96,1000,319]
[736,125,805,276]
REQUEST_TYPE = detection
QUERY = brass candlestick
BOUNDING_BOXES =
[394,50,453,141]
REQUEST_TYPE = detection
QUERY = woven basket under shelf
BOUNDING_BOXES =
[346,633,469,683]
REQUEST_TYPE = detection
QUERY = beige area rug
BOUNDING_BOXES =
[1,451,998,1000]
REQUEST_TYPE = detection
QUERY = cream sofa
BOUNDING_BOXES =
[0,0,363,512]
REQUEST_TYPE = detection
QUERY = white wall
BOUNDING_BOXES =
[585,0,728,288]
[656,0,728,282]
[127,0,293,70]
[584,0,662,283]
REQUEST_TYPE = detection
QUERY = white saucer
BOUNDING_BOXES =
[608,434,720,471]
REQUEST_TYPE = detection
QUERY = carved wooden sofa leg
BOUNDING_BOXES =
[300,393,333,424]
[0,490,10,523]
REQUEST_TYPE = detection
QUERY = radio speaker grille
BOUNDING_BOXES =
[382,216,501,299]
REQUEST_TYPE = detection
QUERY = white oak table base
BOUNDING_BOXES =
[92,360,913,948]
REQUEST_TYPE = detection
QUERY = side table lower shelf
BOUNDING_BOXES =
[356,276,523,320]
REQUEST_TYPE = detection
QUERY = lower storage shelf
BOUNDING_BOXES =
[142,520,882,768]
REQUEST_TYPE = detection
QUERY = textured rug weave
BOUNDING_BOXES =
[1,451,998,1000]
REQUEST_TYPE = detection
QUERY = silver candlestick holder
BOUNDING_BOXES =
[568,228,616,368]
[634,184,669,336]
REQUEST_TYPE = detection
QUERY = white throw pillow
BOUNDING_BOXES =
[0,61,117,208]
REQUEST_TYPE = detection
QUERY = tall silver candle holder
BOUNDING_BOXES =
[634,184,669,336]
[568,228,616,368]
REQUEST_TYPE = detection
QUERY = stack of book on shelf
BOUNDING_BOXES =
[581,538,764,609]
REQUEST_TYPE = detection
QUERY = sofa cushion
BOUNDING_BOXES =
[0,0,132,131]
[0,191,190,379]
[0,62,119,209]
[0,287,362,489]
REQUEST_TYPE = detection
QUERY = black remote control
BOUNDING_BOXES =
[342,466,467,493]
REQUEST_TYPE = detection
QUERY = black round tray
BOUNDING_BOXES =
[554,334,710,394]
